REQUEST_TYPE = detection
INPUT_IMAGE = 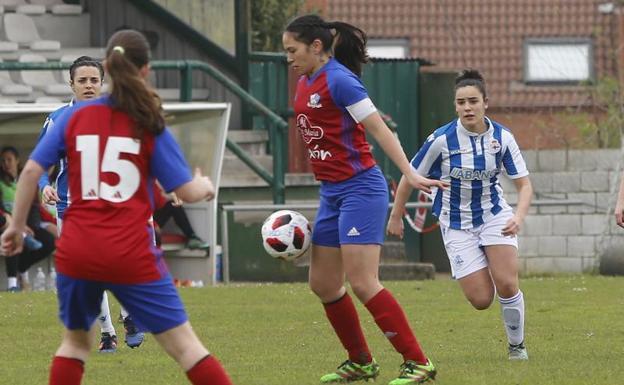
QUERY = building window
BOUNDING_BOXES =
[367,39,409,59]
[524,38,593,84]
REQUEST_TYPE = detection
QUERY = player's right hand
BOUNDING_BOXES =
[406,172,448,194]
[42,185,60,205]
[615,201,624,228]
[386,213,404,239]
[0,226,24,256]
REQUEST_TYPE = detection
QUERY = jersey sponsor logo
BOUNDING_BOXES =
[307,93,323,108]
[347,227,360,236]
[450,167,498,180]
[308,144,332,161]
[449,148,472,156]
[296,113,324,144]
[488,139,501,154]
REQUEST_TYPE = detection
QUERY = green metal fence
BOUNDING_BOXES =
[0,59,289,204]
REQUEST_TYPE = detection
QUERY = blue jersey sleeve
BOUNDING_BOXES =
[150,128,193,192]
[30,110,70,171]
[326,69,370,108]
[36,115,54,190]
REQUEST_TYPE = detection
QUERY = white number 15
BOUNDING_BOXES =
[76,135,141,203]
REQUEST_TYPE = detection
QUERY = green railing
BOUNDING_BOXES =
[0,60,288,203]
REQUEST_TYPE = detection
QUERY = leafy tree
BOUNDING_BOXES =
[251,0,305,52]
[564,76,624,149]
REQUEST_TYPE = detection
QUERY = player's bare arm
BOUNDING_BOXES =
[502,176,533,236]
[387,175,413,239]
[0,160,45,256]
[361,113,448,194]
[174,168,214,203]
[616,172,624,228]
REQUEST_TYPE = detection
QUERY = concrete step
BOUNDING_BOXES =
[379,262,436,281]
[292,261,435,281]
[294,250,435,281]
[220,168,318,188]
[226,130,268,156]
[220,154,273,188]
[381,240,407,262]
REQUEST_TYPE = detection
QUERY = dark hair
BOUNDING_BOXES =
[105,29,164,136]
[285,14,368,77]
[0,146,20,184]
[455,69,487,99]
[0,145,18,159]
[69,56,104,81]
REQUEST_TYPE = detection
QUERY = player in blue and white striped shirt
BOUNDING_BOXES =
[388,69,533,360]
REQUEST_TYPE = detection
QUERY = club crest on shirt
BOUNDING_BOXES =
[307,93,323,109]
[488,139,501,154]
[296,113,324,144]
[452,255,464,267]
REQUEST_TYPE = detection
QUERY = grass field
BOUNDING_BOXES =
[0,274,622,385]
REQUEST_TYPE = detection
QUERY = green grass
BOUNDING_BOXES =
[1,275,622,384]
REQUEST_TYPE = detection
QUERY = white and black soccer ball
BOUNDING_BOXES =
[261,210,311,261]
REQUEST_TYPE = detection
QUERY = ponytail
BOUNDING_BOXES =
[285,15,368,77]
[327,21,368,77]
[105,29,164,137]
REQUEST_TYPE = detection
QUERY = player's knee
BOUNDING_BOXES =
[348,279,380,303]
[496,282,519,299]
[309,279,342,302]
[468,295,494,310]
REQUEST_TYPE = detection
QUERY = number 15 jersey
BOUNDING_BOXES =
[30,95,192,284]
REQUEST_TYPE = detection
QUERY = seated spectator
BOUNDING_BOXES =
[39,204,58,238]
[0,146,55,291]
[153,181,209,250]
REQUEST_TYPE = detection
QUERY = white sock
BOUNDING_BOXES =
[98,292,116,335]
[499,290,525,346]
[20,271,29,284]
[7,277,17,289]
[120,306,129,320]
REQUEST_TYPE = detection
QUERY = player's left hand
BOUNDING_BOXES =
[0,226,24,256]
[501,216,522,236]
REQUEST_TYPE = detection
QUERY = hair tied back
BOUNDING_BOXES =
[112,46,125,54]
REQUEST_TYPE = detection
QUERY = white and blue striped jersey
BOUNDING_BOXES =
[411,117,528,230]
[37,101,72,220]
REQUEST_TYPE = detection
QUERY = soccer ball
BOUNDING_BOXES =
[261,210,311,261]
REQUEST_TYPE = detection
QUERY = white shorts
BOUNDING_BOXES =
[440,210,518,280]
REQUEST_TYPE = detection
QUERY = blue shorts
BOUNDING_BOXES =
[312,166,389,247]
[57,272,188,334]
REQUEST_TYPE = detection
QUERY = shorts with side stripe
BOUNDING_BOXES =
[440,208,518,279]
[312,166,389,247]
[57,272,187,334]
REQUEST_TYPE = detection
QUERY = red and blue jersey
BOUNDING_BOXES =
[30,95,192,284]
[294,58,377,182]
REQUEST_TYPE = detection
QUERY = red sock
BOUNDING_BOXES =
[323,293,372,364]
[365,288,427,364]
[186,355,233,385]
[49,356,84,385]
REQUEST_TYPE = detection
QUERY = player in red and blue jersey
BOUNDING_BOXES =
[388,70,533,360]
[1,30,233,385]
[283,14,447,385]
